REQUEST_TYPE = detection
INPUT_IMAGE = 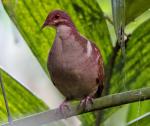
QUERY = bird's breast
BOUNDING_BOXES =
[47,33,102,99]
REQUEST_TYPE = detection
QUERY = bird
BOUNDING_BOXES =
[42,10,105,110]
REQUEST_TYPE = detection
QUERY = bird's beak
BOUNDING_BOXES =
[41,20,49,30]
[41,24,45,30]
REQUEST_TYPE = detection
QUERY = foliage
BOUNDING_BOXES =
[0,69,48,124]
[1,0,150,126]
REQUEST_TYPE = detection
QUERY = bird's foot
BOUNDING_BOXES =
[79,96,93,110]
[58,100,70,114]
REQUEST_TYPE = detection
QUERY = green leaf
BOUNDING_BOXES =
[103,105,129,126]
[97,0,150,24]
[111,19,150,92]
[2,0,150,125]
[127,101,150,124]
[110,19,150,125]
[0,69,48,124]
[128,110,150,126]
[126,0,150,24]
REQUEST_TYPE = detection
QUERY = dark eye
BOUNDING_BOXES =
[54,14,60,19]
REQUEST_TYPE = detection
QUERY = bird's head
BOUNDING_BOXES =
[41,10,75,29]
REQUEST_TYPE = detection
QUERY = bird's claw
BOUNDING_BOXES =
[58,100,70,115]
[79,96,93,110]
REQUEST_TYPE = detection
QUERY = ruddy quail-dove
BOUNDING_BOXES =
[42,10,105,110]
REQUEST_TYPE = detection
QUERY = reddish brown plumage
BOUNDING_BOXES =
[42,10,105,106]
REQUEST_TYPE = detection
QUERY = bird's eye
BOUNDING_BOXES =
[54,14,60,19]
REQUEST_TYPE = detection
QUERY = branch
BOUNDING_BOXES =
[2,87,150,126]
[103,34,130,96]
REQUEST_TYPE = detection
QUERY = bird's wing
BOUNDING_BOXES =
[91,42,105,97]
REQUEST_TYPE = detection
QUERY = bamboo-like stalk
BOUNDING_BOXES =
[2,87,150,126]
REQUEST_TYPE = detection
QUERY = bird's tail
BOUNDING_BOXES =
[95,83,104,98]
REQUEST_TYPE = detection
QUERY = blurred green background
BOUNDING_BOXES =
[0,0,150,126]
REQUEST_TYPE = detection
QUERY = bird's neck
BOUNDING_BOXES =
[56,25,77,40]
